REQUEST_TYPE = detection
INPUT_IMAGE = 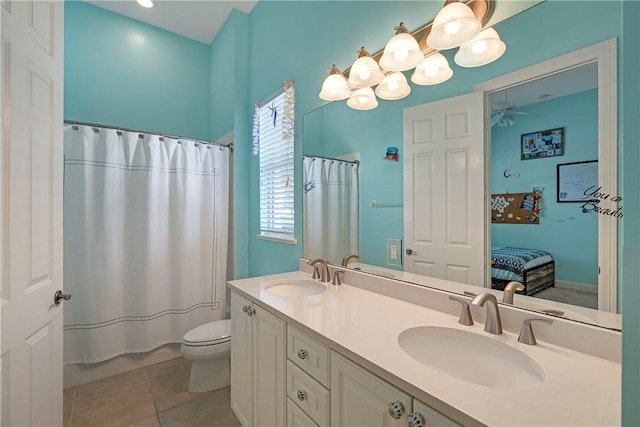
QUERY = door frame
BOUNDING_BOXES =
[474,38,618,312]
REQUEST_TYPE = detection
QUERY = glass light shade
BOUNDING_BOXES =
[426,2,481,50]
[379,30,423,72]
[454,28,506,67]
[411,52,453,85]
[319,66,351,101]
[137,0,155,7]
[375,72,411,100]
[347,48,384,88]
[347,87,379,110]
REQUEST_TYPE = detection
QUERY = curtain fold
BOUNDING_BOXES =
[63,125,229,365]
[303,156,359,265]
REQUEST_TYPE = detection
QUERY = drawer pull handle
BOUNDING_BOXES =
[388,401,405,420]
[297,389,306,401]
[407,412,425,427]
[242,305,249,313]
[297,348,308,360]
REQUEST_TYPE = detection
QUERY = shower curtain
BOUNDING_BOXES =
[303,156,359,265]
[63,124,229,365]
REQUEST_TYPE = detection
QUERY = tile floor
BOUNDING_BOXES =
[63,357,241,427]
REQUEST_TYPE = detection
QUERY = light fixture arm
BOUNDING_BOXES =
[343,0,493,78]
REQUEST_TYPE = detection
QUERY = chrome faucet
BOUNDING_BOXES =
[308,259,331,283]
[471,293,502,335]
[341,254,360,267]
[502,281,524,304]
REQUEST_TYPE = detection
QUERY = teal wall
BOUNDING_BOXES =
[209,10,252,279]
[491,90,598,287]
[621,1,640,424]
[64,1,210,140]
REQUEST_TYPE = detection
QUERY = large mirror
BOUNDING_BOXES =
[302,6,621,331]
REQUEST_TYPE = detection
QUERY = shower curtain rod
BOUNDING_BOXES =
[303,154,359,165]
[64,120,234,152]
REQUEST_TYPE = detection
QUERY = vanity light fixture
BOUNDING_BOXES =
[347,87,379,110]
[379,23,424,72]
[427,1,481,50]
[454,27,506,67]
[375,71,411,100]
[319,0,502,110]
[347,47,385,89]
[136,0,155,8]
[411,52,453,85]
[319,65,351,101]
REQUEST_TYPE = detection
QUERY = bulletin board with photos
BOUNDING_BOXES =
[491,192,540,224]
[521,127,564,160]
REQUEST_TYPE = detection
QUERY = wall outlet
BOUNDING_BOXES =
[387,238,402,266]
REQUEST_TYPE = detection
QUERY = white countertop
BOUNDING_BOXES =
[228,270,620,427]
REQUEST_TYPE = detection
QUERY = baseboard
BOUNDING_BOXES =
[555,280,598,294]
[63,343,182,389]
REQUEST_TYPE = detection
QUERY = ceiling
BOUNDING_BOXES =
[490,63,598,111]
[84,0,259,44]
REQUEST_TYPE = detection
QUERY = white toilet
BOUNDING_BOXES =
[180,319,231,392]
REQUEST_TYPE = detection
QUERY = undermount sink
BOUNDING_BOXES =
[263,278,327,297]
[398,326,546,390]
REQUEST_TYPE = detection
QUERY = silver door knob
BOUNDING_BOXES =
[297,389,306,401]
[405,248,418,256]
[54,290,71,305]
[407,412,425,427]
[297,348,308,360]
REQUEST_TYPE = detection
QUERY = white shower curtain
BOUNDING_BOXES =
[303,156,359,265]
[63,124,229,365]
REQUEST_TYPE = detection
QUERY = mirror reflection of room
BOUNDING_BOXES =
[489,64,598,310]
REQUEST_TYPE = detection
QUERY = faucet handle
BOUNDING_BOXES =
[449,296,474,326]
[332,270,345,286]
[518,318,553,345]
[463,290,477,298]
[310,264,321,280]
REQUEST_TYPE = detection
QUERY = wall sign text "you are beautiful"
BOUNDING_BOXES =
[580,186,623,218]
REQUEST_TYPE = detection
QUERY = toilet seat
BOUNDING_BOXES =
[182,319,231,347]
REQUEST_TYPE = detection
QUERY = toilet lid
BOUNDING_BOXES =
[183,319,231,345]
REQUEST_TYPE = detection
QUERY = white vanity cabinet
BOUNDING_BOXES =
[230,291,286,427]
[409,399,462,427]
[331,351,412,427]
[286,325,331,426]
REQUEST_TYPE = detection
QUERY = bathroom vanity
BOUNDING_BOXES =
[227,265,620,426]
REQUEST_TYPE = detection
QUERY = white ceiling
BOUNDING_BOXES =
[490,63,598,111]
[84,0,258,44]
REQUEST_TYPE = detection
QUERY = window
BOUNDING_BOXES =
[257,84,296,244]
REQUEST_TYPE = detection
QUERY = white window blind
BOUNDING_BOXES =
[258,90,296,243]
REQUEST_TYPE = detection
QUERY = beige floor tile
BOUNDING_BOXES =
[72,382,156,427]
[64,387,77,407]
[63,403,74,427]
[124,414,161,427]
[146,357,191,381]
[158,389,239,427]
[75,367,148,403]
[149,370,203,413]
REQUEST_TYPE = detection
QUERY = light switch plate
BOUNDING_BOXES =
[387,238,402,266]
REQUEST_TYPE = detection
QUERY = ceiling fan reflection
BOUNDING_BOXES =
[491,101,530,127]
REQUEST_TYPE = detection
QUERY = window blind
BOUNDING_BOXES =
[259,90,295,242]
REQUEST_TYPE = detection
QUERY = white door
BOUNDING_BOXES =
[1,1,65,425]
[403,92,485,286]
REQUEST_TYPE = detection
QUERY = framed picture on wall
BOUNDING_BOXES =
[557,160,598,202]
[521,127,564,160]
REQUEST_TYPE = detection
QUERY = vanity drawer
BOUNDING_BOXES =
[287,397,319,427]
[286,360,330,426]
[287,325,330,386]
